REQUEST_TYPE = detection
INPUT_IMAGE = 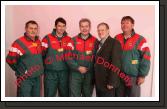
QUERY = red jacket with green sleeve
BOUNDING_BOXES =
[6,33,44,78]
[66,33,98,73]
[42,29,72,71]
[115,31,151,77]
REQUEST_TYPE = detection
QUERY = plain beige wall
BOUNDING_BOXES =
[5,5,155,97]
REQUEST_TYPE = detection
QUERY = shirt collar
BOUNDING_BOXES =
[100,35,109,45]
[81,34,89,40]
[122,29,135,39]
[51,29,67,38]
[78,33,92,40]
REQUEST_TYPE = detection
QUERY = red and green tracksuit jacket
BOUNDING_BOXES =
[115,31,151,77]
[6,33,44,78]
[67,33,98,73]
[42,29,72,71]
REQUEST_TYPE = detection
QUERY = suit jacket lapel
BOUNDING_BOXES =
[96,36,110,55]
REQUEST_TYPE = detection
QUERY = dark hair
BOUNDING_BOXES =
[79,18,91,27]
[121,16,135,24]
[55,17,66,26]
[97,22,109,29]
[25,20,38,28]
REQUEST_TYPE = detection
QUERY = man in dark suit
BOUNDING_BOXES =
[94,22,123,97]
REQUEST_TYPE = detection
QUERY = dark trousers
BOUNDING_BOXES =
[69,71,94,97]
[96,87,115,97]
[44,70,69,97]
[124,77,140,97]
[115,79,125,97]
[17,76,41,97]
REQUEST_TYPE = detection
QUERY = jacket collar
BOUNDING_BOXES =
[51,29,67,38]
[122,29,136,39]
[78,33,92,40]
[24,32,38,42]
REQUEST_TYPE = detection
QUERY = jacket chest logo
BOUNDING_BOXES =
[77,42,82,44]
[128,42,133,47]
[57,48,64,52]
[32,43,38,47]
[28,42,38,48]
[51,41,57,44]
[62,42,67,46]
[86,50,92,55]
[89,43,93,47]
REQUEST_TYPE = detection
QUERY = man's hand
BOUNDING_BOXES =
[78,66,88,74]
[136,76,145,85]
[107,84,114,90]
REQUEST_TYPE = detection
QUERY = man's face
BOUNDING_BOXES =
[25,23,38,38]
[55,22,66,35]
[121,19,134,33]
[97,25,109,39]
[80,21,91,36]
